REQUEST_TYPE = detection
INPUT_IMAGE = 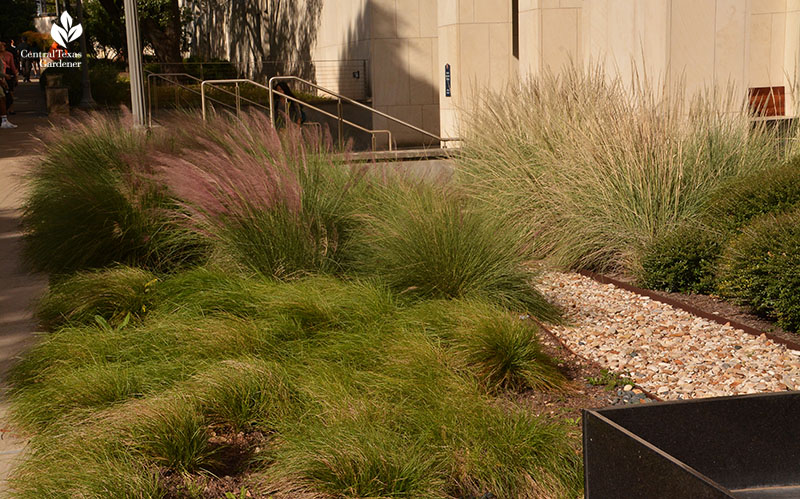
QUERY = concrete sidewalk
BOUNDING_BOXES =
[0,81,50,496]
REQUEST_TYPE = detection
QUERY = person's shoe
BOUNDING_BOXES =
[1,121,18,128]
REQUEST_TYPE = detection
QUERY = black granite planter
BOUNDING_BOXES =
[583,392,800,498]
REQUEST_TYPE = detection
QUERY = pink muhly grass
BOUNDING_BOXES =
[156,112,326,226]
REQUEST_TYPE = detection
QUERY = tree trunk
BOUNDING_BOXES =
[140,0,181,63]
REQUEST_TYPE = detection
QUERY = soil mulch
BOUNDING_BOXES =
[518,321,636,423]
[160,428,270,499]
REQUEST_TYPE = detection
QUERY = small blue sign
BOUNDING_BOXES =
[445,64,451,97]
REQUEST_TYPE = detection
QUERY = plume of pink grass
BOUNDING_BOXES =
[156,111,327,226]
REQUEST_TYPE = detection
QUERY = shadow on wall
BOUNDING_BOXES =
[183,0,322,81]
[182,0,440,150]
[326,0,440,150]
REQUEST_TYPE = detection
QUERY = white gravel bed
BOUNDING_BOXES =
[537,272,800,400]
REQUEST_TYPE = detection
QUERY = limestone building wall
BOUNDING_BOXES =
[312,0,441,145]
[361,0,440,145]
[182,0,800,146]
[515,1,800,115]
[437,0,515,140]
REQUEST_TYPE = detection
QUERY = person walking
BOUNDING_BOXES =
[0,51,17,128]
[0,42,18,116]
[17,37,31,82]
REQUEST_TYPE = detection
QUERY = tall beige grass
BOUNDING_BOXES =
[457,66,793,273]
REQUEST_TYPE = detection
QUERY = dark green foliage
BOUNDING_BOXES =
[638,224,722,293]
[0,0,35,40]
[36,266,158,330]
[717,208,800,332]
[639,161,800,294]
[40,63,130,107]
[705,160,800,233]
[352,180,561,321]
[21,114,208,275]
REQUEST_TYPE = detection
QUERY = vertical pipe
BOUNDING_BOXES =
[268,82,275,126]
[235,82,241,117]
[201,82,207,120]
[76,0,95,108]
[154,77,159,121]
[147,75,152,127]
[337,98,343,149]
[123,0,146,128]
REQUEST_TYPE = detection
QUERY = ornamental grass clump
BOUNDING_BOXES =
[458,66,784,274]
[158,112,368,279]
[352,178,561,321]
[36,266,158,330]
[22,112,208,275]
[10,272,580,498]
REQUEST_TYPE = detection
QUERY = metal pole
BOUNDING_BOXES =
[147,74,152,127]
[268,83,275,125]
[201,81,207,120]
[235,82,240,117]
[76,0,95,108]
[337,98,343,149]
[123,0,146,128]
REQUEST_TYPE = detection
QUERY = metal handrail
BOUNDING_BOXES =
[268,75,460,148]
[146,72,262,127]
[200,78,393,151]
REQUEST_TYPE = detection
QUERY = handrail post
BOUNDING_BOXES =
[201,81,207,121]
[154,78,159,122]
[235,82,241,117]
[268,78,275,127]
[147,74,152,127]
[337,97,343,150]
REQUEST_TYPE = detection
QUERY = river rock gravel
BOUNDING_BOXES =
[537,272,800,400]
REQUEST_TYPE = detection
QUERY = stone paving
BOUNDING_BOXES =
[538,272,800,401]
[0,81,49,497]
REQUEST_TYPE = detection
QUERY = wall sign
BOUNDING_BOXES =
[445,64,451,97]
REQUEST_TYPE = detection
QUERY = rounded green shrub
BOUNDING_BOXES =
[638,224,722,293]
[704,160,800,233]
[717,208,800,332]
